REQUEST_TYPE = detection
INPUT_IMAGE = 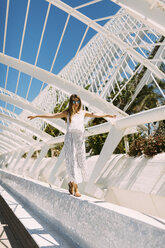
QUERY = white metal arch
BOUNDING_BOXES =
[0,123,38,145]
[0,144,11,152]
[0,87,66,133]
[0,138,20,152]
[0,112,52,141]
[0,53,127,116]
[111,0,165,36]
[0,134,24,149]
[0,0,165,195]
[48,0,164,80]
[0,125,34,148]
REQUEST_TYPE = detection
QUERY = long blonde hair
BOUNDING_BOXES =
[67,94,82,123]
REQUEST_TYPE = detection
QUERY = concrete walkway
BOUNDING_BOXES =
[0,186,81,248]
[0,170,165,248]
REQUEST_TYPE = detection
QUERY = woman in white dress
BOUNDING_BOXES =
[28,94,116,197]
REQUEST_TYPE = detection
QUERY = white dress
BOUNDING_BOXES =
[64,110,88,184]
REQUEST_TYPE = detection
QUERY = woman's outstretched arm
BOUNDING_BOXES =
[27,111,67,120]
[85,111,116,118]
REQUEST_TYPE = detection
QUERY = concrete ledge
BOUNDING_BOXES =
[0,186,79,247]
[0,169,165,248]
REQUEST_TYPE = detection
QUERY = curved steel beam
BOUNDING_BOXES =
[0,139,22,153]
[0,133,25,147]
[0,53,128,117]
[0,87,66,133]
[0,138,18,150]
[0,123,37,145]
[0,113,51,141]
[0,144,10,152]
[111,0,165,37]
[47,0,164,80]
[116,105,165,129]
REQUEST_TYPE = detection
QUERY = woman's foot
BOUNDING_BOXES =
[68,182,74,195]
[74,183,81,197]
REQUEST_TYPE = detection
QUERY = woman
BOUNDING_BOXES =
[28,94,116,197]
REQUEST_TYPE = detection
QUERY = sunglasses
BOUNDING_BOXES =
[72,100,80,104]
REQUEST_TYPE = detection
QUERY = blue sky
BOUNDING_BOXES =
[0,0,120,115]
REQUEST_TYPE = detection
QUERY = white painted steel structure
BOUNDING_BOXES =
[0,0,165,196]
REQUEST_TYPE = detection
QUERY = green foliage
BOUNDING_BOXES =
[44,124,62,137]
[86,133,132,155]
[114,138,126,154]
[53,98,69,113]
[128,137,145,157]
[52,143,64,156]
[47,149,52,157]
[86,132,108,155]
[128,84,163,114]
[45,144,64,157]
[22,152,27,158]
[43,37,165,157]
[108,36,165,115]
[155,120,165,135]
[86,118,132,155]
[85,84,91,90]
[128,133,165,157]
[86,118,107,155]
[129,121,165,157]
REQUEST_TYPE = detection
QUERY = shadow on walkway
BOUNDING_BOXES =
[0,194,39,248]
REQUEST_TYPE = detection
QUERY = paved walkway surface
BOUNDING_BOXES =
[0,185,81,248]
[0,194,39,248]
